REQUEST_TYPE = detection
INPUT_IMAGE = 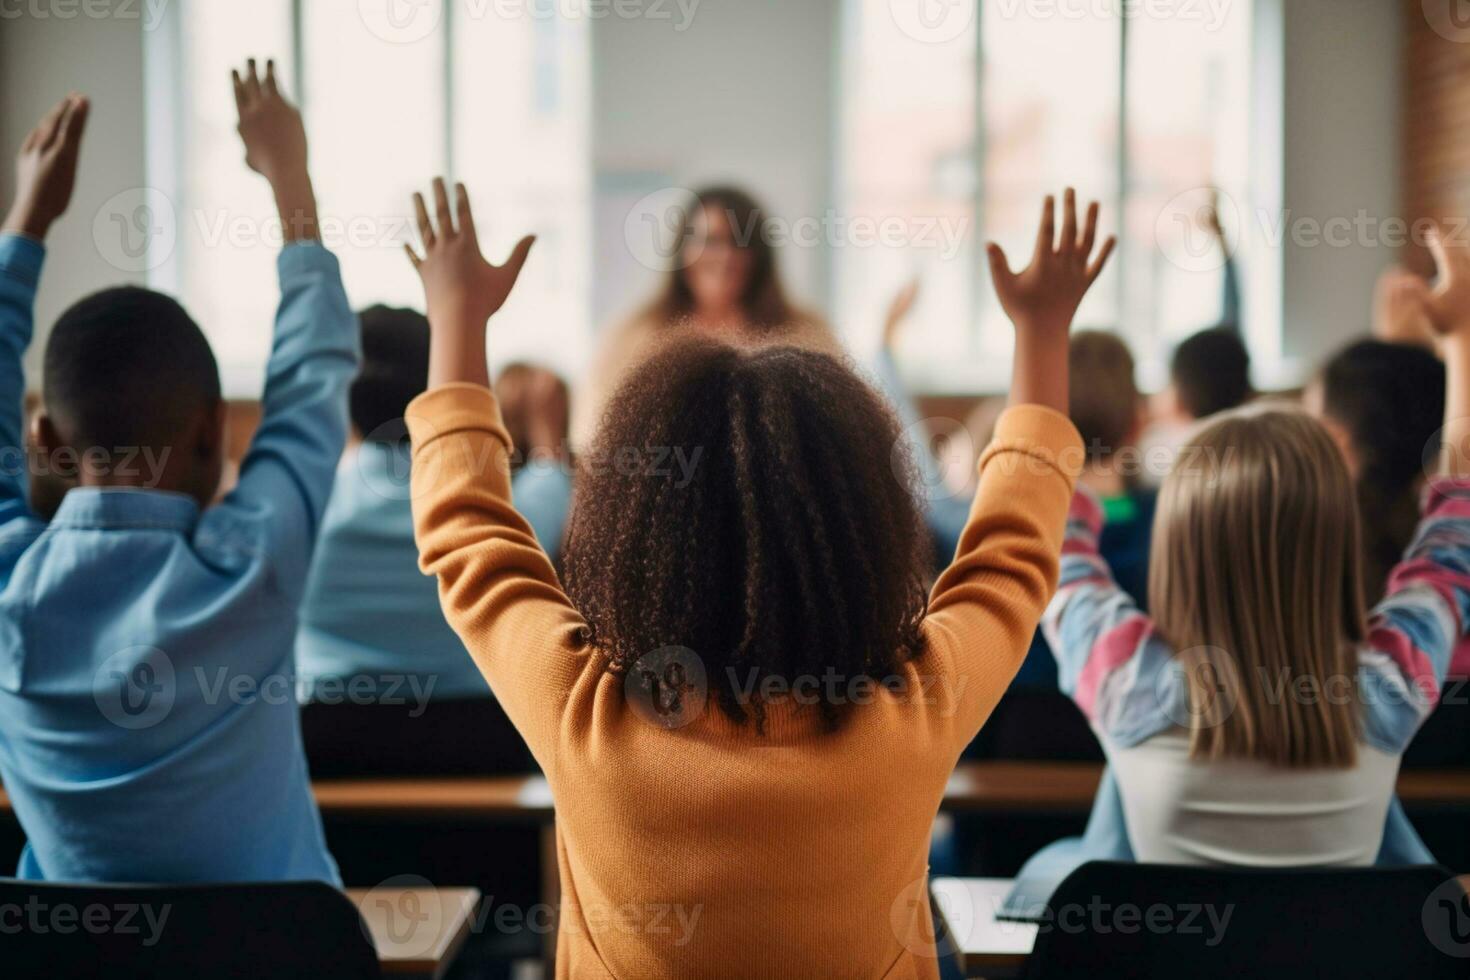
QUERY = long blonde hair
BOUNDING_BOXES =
[1149,408,1368,768]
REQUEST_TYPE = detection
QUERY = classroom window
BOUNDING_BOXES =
[151,0,591,397]
[837,0,1259,391]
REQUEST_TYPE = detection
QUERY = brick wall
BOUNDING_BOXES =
[1403,1,1470,274]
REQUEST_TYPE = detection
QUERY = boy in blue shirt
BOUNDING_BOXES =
[0,59,357,884]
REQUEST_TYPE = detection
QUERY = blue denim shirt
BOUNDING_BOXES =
[295,442,573,701]
[0,234,357,884]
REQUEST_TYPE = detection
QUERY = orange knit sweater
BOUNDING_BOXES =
[407,383,1082,979]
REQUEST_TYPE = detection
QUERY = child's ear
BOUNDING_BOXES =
[31,412,60,458]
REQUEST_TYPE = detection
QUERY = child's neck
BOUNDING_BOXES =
[1078,461,1128,499]
[76,463,210,507]
[691,306,748,335]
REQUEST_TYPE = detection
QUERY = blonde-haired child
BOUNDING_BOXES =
[1041,229,1470,865]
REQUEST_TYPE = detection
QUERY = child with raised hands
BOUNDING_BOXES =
[0,60,356,884]
[403,181,1109,977]
[1032,228,1470,873]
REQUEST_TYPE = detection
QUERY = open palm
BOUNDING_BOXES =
[987,190,1114,336]
[4,94,89,240]
[405,178,535,328]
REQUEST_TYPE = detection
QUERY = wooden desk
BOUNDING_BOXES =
[312,775,554,821]
[932,875,1470,979]
[931,877,1036,979]
[0,766,1468,818]
[348,885,480,979]
[943,762,1102,812]
[942,761,1470,812]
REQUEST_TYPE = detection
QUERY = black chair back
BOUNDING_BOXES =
[0,877,381,979]
[1021,861,1470,979]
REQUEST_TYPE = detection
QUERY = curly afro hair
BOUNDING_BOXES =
[563,336,931,731]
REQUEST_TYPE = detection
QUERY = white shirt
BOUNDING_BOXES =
[1108,730,1402,866]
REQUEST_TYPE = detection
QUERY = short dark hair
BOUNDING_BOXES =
[351,305,430,442]
[1069,331,1139,461]
[43,286,220,453]
[563,338,930,731]
[1170,327,1252,419]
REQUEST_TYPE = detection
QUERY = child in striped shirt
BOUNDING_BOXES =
[1038,230,1470,868]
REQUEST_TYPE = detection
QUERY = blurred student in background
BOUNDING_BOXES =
[295,306,569,777]
[1141,326,1253,482]
[494,360,573,567]
[1008,330,1155,692]
[1308,336,1470,771]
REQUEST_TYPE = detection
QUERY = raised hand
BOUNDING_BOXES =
[990,189,1115,413]
[233,59,306,183]
[406,179,534,327]
[1204,187,1226,240]
[3,94,89,241]
[232,58,316,241]
[1422,227,1470,338]
[1373,266,1435,348]
[1421,225,1470,478]
[986,189,1115,339]
[405,178,535,388]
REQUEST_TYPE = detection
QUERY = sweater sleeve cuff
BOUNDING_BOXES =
[407,382,511,455]
[1423,477,1470,517]
[978,405,1085,486]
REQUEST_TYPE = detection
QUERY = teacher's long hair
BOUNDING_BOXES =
[650,185,796,332]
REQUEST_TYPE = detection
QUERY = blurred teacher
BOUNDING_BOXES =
[573,186,838,445]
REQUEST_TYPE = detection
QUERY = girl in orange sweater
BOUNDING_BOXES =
[401,179,1112,979]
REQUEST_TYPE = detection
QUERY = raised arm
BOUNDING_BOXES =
[205,60,359,597]
[924,191,1111,732]
[0,95,88,527]
[1040,489,1176,744]
[404,179,591,753]
[1358,226,1470,751]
